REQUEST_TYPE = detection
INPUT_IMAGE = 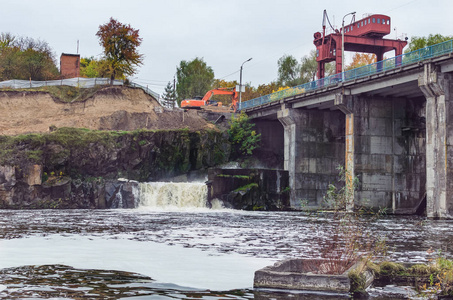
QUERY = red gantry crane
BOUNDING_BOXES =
[314,10,408,79]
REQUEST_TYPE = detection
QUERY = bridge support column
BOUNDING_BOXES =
[336,93,426,213]
[419,63,453,219]
[335,94,355,211]
[278,107,303,208]
[278,106,345,209]
[253,120,284,169]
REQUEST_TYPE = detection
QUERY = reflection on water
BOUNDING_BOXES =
[0,264,259,299]
[0,264,349,299]
[0,209,451,299]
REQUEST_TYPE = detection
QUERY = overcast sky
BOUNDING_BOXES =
[1,0,452,95]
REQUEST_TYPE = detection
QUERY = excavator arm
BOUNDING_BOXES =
[202,88,238,101]
[204,88,239,112]
[181,87,239,112]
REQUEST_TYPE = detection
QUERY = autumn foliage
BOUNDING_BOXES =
[0,33,59,81]
[345,53,377,70]
[96,18,143,83]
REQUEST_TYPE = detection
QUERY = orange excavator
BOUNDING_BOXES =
[180,87,239,112]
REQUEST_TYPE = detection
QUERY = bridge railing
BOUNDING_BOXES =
[240,72,343,110]
[240,39,453,111]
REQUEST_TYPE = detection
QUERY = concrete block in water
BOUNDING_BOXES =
[254,258,371,293]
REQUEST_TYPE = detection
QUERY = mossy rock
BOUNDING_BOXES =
[379,261,406,277]
[349,268,367,292]
[407,264,438,276]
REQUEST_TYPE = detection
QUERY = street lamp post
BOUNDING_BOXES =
[239,57,252,110]
[342,11,356,81]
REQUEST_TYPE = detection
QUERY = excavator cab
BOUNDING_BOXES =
[206,100,219,106]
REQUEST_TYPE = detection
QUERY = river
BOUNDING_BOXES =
[0,182,452,299]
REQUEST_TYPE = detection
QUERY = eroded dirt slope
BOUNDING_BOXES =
[0,86,216,135]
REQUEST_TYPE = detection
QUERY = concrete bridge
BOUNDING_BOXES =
[242,43,453,219]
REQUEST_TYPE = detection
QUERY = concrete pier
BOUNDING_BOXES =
[419,63,453,218]
[277,107,344,208]
[248,55,453,218]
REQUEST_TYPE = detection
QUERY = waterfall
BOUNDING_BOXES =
[113,191,123,208]
[138,182,211,209]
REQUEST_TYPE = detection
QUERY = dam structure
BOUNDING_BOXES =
[241,40,453,219]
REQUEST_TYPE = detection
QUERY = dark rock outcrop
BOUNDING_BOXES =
[208,168,290,210]
[0,128,230,208]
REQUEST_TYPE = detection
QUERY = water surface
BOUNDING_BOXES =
[0,182,451,298]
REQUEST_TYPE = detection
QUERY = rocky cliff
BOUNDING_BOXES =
[0,86,230,208]
[0,128,229,208]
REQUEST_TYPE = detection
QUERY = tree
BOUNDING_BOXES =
[80,57,111,78]
[0,33,59,81]
[228,112,261,160]
[240,84,259,102]
[212,79,237,90]
[162,81,176,109]
[18,37,59,80]
[277,54,301,87]
[406,34,453,52]
[237,82,281,102]
[211,79,238,106]
[175,57,214,105]
[256,82,280,96]
[299,50,337,82]
[277,50,335,88]
[210,79,281,103]
[0,32,15,49]
[345,53,377,70]
[80,57,98,77]
[21,49,55,80]
[0,46,20,80]
[96,18,144,83]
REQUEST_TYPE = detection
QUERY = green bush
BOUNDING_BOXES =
[228,112,261,160]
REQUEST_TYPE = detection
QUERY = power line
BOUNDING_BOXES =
[218,69,240,80]
[218,42,307,81]
[384,0,419,13]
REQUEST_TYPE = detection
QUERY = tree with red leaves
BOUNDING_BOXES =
[96,18,143,84]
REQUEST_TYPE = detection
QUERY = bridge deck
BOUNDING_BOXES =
[242,39,453,115]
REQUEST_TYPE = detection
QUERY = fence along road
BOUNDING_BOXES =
[0,77,163,104]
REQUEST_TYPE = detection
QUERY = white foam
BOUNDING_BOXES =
[138,182,207,209]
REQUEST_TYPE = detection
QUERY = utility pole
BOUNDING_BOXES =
[342,11,356,80]
[239,58,252,110]
[173,75,176,109]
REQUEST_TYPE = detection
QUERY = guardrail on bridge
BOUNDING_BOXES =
[240,39,453,111]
